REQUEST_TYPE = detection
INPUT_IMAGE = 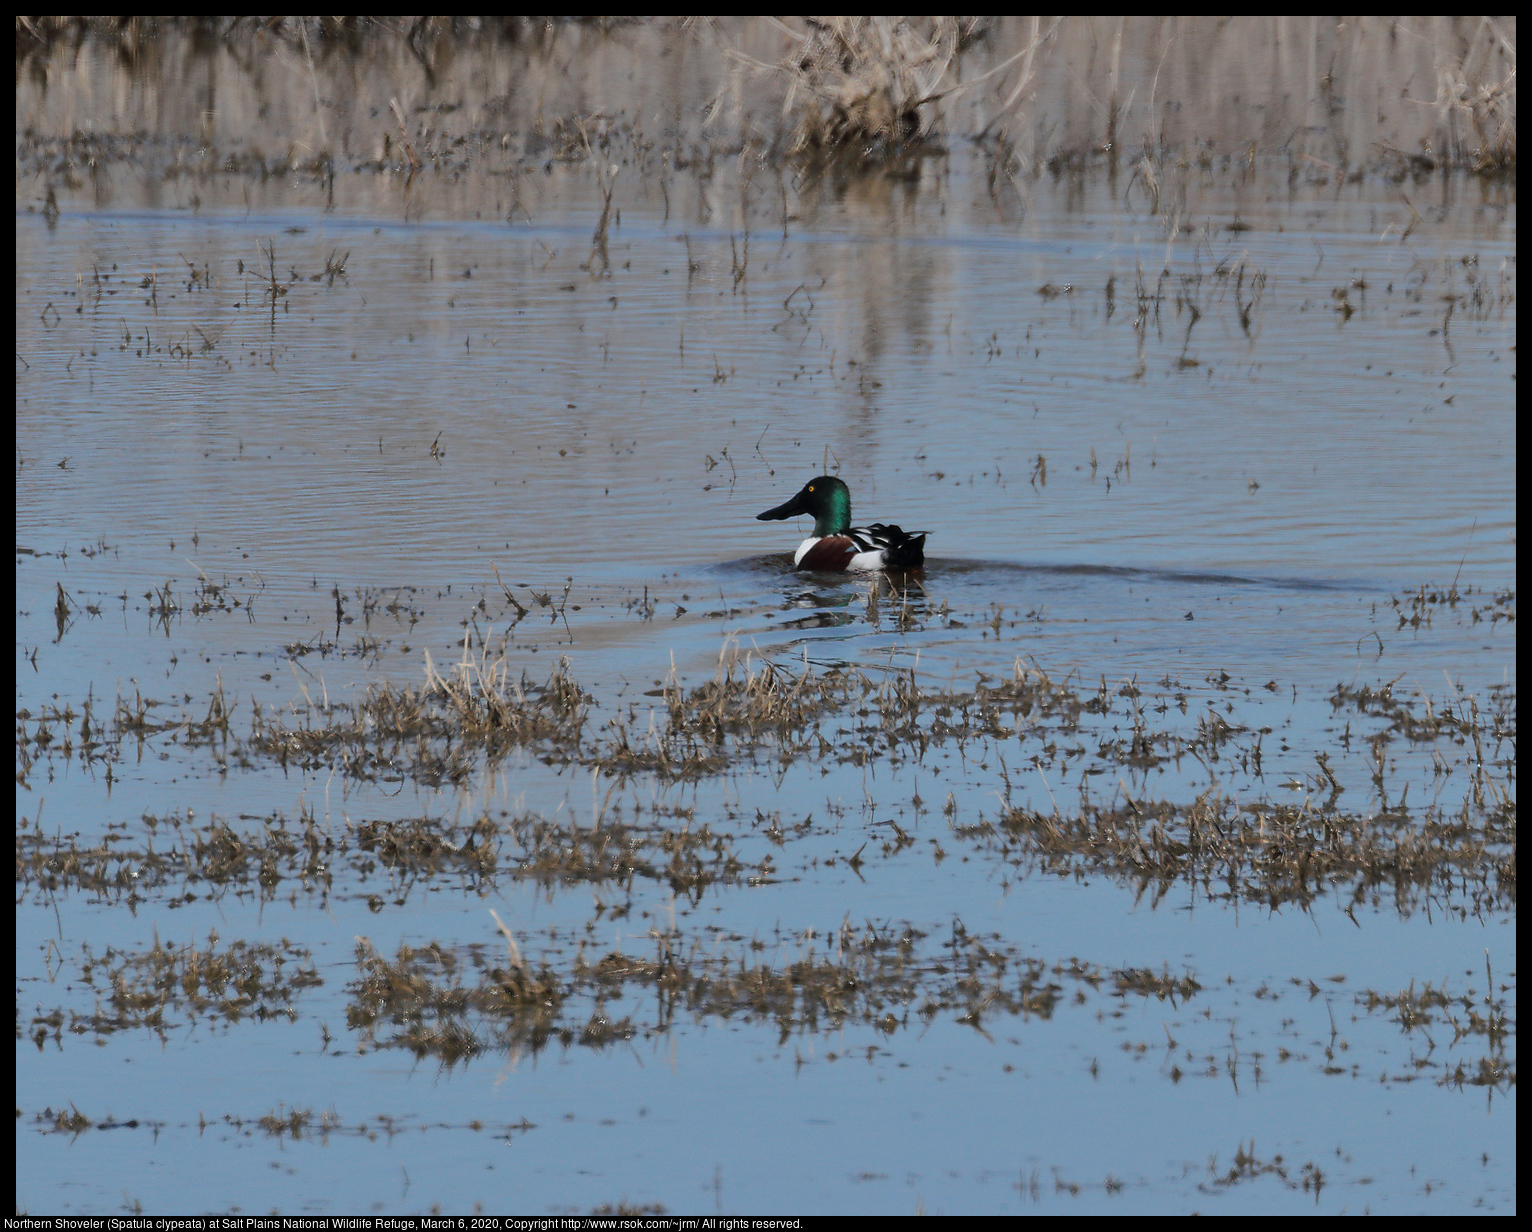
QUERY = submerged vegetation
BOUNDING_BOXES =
[18,624,1516,923]
[25,869,1515,1097]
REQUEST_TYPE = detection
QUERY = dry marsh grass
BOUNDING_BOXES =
[27,911,1512,1093]
[17,639,1515,922]
[755,16,979,157]
[25,931,320,1046]
[16,16,1516,186]
[20,634,1512,1092]
[1423,17,1517,173]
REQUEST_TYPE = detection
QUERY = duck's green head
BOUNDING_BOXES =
[757,475,852,538]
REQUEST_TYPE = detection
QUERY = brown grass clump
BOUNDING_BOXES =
[348,927,566,1065]
[992,789,1514,917]
[765,17,979,156]
[30,931,321,1043]
[425,644,590,742]
[1427,17,1516,174]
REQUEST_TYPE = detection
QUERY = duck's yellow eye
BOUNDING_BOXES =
[808,484,815,492]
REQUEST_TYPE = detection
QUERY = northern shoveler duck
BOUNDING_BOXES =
[757,475,927,571]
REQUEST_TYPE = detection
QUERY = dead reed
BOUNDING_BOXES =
[763,17,978,156]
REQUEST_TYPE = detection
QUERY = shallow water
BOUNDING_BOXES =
[15,19,1516,1218]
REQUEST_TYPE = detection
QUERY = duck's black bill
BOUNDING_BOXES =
[757,493,808,521]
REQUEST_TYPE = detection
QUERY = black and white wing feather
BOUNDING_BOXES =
[852,522,927,570]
